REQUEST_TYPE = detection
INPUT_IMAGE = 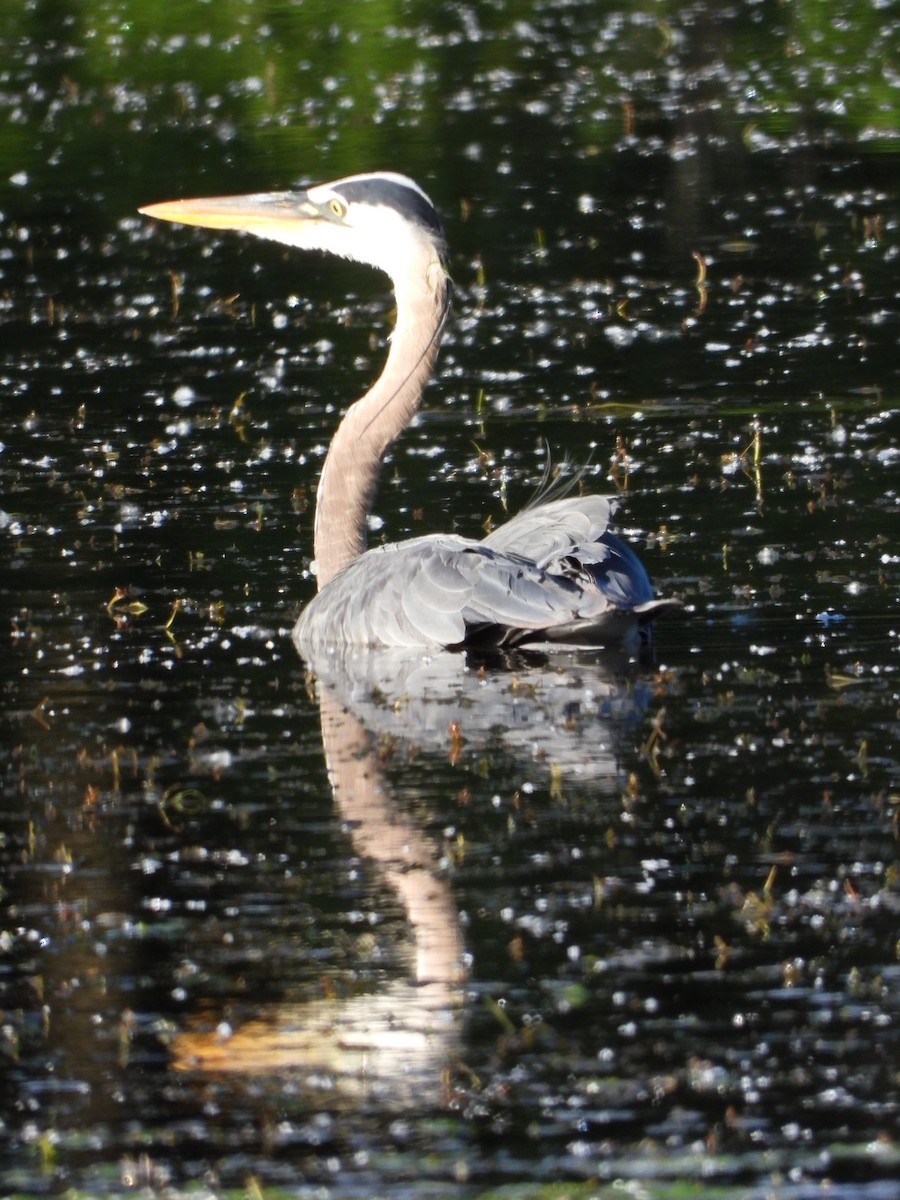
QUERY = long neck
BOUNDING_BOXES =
[312,259,449,588]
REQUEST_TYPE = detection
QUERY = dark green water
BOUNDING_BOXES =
[2,2,899,1197]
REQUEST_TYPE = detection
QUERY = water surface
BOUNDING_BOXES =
[2,1,899,1197]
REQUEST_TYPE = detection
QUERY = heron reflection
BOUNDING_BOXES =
[170,646,655,1097]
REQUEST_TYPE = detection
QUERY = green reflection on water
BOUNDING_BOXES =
[1,0,897,218]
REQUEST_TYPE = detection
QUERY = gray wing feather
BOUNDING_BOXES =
[296,535,473,650]
[293,495,673,653]
[482,494,616,565]
[461,553,580,627]
[401,548,473,643]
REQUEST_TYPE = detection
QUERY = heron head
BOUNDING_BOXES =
[140,170,447,289]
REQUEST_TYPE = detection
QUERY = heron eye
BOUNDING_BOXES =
[328,198,346,220]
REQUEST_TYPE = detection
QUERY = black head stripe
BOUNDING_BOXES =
[334,176,445,241]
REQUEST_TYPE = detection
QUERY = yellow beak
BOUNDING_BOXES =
[138,191,320,237]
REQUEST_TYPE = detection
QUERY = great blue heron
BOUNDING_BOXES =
[140,171,677,651]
